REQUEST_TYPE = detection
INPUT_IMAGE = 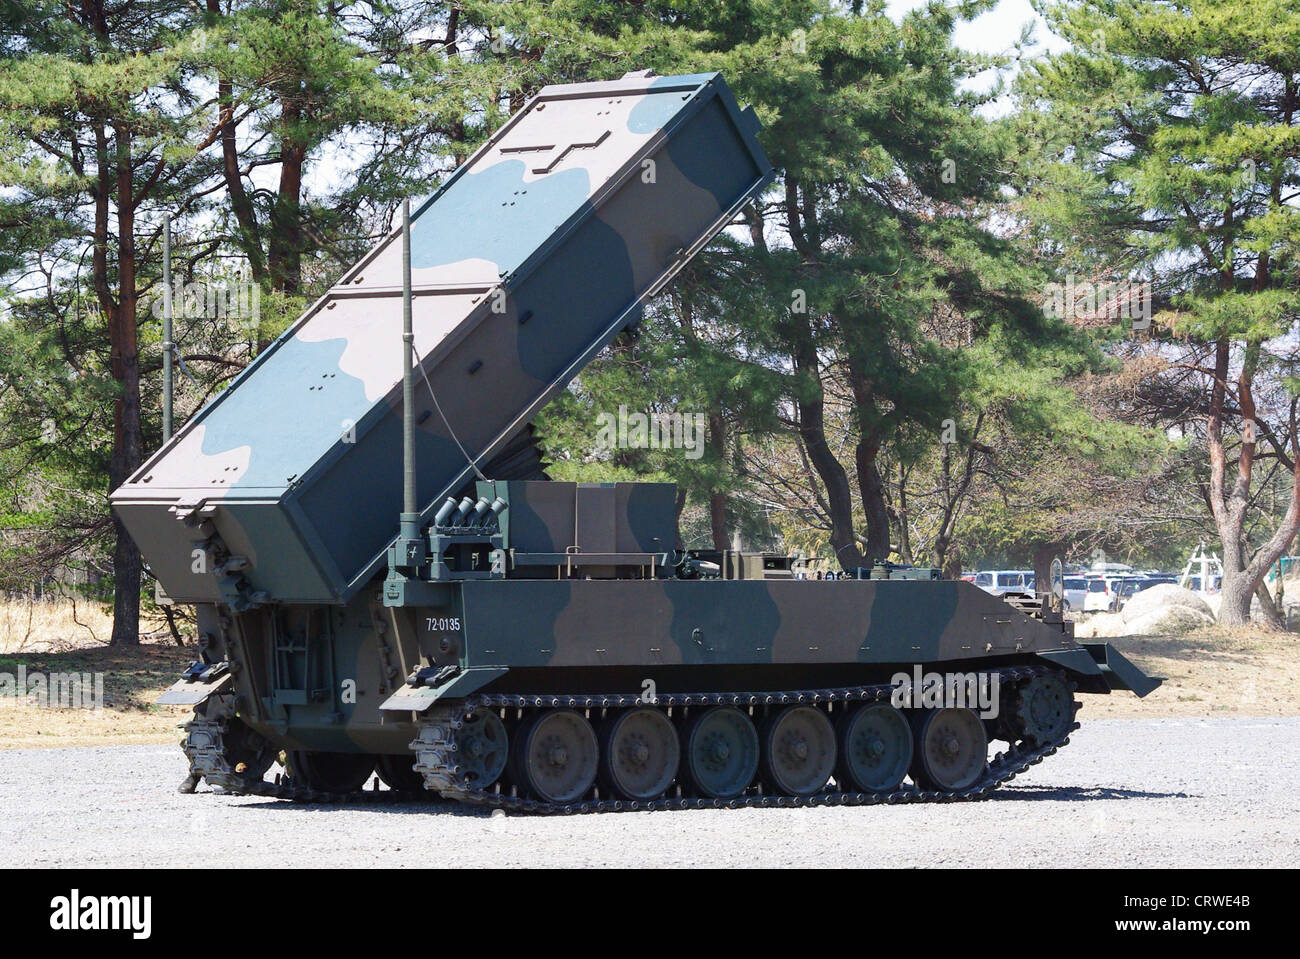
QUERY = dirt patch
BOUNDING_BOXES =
[0,638,193,748]
[1080,625,1300,718]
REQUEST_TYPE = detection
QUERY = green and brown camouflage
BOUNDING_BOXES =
[111,71,770,608]
[166,555,1147,758]
[160,480,1153,757]
[133,71,1158,804]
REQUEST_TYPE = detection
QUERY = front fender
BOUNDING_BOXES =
[1036,643,1162,697]
[155,661,234,706]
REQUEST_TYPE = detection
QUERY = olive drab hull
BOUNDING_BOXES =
[173,576,1140,757]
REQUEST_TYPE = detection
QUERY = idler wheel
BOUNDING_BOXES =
[909,707,988,792]
[760,705,837,796]
[680,706,759,799]
[286,750,375,794]
[836,702,912,792]
[599,707,680,801]
[512,709,598,803]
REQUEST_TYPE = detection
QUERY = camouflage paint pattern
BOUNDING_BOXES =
[207,575,1101,756]
[437,578,1074,670]
[111,72,773,605]
[482,479,676,556]
[133,72,1150,762]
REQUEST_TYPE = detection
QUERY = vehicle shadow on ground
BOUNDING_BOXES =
[987,784,1191,801]
[215,782,1192,814]
[219,792,500,817]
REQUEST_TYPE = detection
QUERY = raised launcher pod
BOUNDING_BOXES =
[110,71,774,607]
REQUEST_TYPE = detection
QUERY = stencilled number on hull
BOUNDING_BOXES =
[426,617,462,632]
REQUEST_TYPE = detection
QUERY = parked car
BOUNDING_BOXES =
[1083,576,1115,613]
[1062,576,1089,611]
[973,570,1034,596]
[1111,576,1150,611]
[1133,575,1177,592]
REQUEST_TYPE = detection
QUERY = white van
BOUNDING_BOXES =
[973,570,1034,597]
[1062,576,1088,611]
[1083,577,1113,612]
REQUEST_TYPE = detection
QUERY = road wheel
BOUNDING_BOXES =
[599,707,679,801]
[836,702,912,792]
[909,708,987,792]
[760,705,836,796]
[375,753,424,791]
[512,709,598,803]
[680,706,759,799]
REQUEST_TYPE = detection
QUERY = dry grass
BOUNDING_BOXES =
[0,597,116,653]
[0,643,193,747]
[0,599,192,747]
[1078,625,1300,718]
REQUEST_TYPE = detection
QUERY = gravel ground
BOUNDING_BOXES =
[3,716,1296,868]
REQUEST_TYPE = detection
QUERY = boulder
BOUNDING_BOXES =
[1123,603,1215,636]
[1121,583,1214,623]
[1076,583,1217,637]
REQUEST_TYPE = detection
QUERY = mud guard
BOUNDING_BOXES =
[156,661,233,706]
[379,666,509,713]
[1037,643,1162,697]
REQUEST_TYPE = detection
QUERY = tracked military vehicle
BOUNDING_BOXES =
[113,71,1158,814]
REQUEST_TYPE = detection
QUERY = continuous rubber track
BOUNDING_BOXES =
[180,665,1077,814]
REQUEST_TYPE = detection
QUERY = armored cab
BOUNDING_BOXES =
[128,72,1159,814]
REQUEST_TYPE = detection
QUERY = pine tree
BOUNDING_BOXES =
[0,1,221,642]
[1019,0,1300,622]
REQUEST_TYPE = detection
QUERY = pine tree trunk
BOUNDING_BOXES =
[707,410,728,551]
[856,448,891,562]
[894,463,912,564]
[791,337,864,570]
[844,357,890,562]
[775,182,864,570]
[672,486,687,550]
[268,97,306,297]
[709,492,728,552]
[107,121,144,646]
[110,517,141,645]
[1253,579,1284,630]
